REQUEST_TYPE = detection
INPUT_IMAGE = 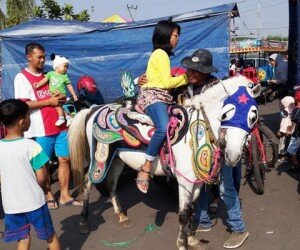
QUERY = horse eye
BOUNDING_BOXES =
[251,113,257,124]
[247,106,258,128]
[220,104,236,121]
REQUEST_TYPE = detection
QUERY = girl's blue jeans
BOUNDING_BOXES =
[145,102,169,161]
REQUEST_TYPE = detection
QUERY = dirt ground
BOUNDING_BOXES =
[1,99,299,250]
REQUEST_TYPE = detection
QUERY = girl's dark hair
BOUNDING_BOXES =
[152,17,181,55]
[0,99,29,126]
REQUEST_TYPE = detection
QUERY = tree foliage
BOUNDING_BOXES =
[0,0,90,29]
[0,8,5,29]
[4,0,36,27]
[264,35,288,42]
[33,0,90,21]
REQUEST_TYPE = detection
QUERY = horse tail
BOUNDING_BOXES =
[68,108,91,192]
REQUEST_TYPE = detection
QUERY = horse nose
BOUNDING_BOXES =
[225,152,241,167]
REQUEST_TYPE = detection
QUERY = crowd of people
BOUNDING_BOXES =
[230,51,289,102]
[0,18,299,250]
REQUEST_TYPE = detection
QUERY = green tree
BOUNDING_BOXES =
[5,0,36,27]
[264,35,288,42]
[73,10,90,22]
[39,0,61,19]
[33,6,46,19]
[62,4,74,20]
[0,8,5,29]
[33,0,90,21]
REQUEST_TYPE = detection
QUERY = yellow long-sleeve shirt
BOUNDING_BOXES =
[142,49,188,89]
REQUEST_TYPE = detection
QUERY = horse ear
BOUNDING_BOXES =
[249,84,261,98]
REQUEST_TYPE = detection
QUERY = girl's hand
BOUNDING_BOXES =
[73,95,78,101]
[33,83,39,89]
[137,74,147,87]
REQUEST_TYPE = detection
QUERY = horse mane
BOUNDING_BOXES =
[185,75,252,110]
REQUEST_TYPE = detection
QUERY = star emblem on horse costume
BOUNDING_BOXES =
[238,93,250,104]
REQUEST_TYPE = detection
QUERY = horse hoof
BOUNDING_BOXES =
[79,223,90,234]
[188,243,207,250]
[120,219,133,229]
[177,239,187,250]
[188,245,207,250]
[187,236,207,250]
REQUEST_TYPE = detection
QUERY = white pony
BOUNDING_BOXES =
[68,75,260,250]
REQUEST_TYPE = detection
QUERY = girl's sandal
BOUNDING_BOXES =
[136,166,150,194]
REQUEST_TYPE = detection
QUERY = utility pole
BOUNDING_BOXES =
[232,17,238,60]
[127,4,138,22]
[256,0,262,66]
[256,0,261,39]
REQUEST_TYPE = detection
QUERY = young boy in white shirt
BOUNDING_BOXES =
[0,99,60,250]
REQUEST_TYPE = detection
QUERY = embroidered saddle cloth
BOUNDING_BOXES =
[89,103,188,183]
[115,104,188,145]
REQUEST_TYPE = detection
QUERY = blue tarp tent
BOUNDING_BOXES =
[0,3,238,103]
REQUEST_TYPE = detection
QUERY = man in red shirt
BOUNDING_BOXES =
[14,43,82,209]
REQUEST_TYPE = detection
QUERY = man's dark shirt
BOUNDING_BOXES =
[172,75,219,101]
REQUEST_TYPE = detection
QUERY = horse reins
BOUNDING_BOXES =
[161,104,223,184]
[161,81,231,184]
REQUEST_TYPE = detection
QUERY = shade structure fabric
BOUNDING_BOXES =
[0,3,238,103]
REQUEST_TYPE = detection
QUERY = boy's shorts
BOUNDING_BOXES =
[286,136,300,155]
[4,203,55,242]
[36,131,69,158]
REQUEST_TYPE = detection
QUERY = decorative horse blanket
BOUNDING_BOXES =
[89,103,189,183]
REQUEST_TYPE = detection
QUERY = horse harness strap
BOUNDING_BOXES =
[160,105,223,184]
[199,105,217,146]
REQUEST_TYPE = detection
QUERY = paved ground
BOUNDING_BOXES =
[1,99,300,250]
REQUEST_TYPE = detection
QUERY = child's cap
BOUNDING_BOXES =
[269,53,278,61]
[281,96,295,108]
[52,55,69,70]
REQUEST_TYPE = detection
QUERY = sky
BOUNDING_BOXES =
[3,0,289,38]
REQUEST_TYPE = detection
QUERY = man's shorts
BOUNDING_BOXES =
[36,131,69,158]
[4,204,55,242]
[286,136,300,155]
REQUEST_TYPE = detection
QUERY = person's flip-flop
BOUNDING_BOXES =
[59,198,83,206]
[209,202,219,214]
[47,199,59,210]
